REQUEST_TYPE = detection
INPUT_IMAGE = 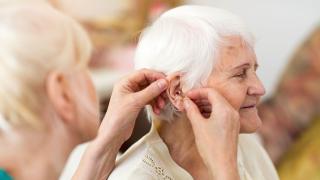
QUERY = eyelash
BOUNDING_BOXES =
[234,69,247,78]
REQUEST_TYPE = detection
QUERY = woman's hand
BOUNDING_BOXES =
[73,69,168,180]
[98,68,168,144]
[183,88,240,180]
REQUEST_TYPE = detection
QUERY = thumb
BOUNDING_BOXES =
[183,98,204,124]
[135,79,168,105]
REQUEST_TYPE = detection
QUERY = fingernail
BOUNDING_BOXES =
[157,79,167,90]
[183,98,190,109]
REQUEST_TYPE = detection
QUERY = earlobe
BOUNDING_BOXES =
[166,73,185,111]
[46,71,75,124]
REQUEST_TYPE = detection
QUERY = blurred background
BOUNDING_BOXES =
[2,0,320,179]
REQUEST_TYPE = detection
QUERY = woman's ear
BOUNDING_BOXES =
[46,71,76,124]
[166,73,184,111]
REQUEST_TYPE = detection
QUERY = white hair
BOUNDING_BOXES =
[134,5,254,121]
[0,2,92,129]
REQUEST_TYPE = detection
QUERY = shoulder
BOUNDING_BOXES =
[109,127,192,180]
[238,133,279,180]
[239,133,273,163]
[108,135,155,180]
[108,130,180,180]
[108,139,146,179]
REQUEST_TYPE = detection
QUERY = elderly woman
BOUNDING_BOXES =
[0,2,169,179]
[109,5,279,180]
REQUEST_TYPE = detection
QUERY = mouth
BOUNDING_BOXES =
[240,104,256,109]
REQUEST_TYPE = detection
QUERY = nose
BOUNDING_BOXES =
[248,74,266,96]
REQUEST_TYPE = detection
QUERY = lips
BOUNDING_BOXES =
[240,104,256,109]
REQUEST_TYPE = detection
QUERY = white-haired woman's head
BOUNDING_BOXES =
[0,2,99,139]
[134,5,256,122]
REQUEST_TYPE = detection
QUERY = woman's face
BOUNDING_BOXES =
[206,37,265,133]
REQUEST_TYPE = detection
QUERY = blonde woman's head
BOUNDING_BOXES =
[0,2,99,140]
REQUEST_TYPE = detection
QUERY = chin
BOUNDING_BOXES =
[239,115,262,133]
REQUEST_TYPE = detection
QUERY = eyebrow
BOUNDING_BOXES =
[232,62,259,70]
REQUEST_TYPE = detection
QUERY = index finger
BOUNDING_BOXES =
[127,68,166,88]
[186,88,211,101]
[186,88,227,105]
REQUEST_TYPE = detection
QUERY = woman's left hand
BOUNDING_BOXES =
[183,88,240,180]
[73,69,168,180]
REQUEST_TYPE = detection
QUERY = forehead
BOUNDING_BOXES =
[214,36,257,69]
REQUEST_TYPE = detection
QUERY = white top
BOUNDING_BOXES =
[108,124,279,180]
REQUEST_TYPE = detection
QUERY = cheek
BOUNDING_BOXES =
[85,75,98,105]
[88,85,99,110]
[215,82,248,110]
[86,80,100,122]
[80,74,100,134]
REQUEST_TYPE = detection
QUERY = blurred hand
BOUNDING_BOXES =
[183,88,240,180]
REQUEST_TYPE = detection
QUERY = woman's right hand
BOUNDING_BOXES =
[73,69,168,180]
[98,68,168,145]
[183,88,240,180]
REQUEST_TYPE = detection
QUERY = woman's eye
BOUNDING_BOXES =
[234,70,247,78]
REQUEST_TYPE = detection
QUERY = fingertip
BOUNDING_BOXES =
[183,97,194,110]
[185,89,199,100]
[185,90,193,98]
[156,79,168,90]
[183,97,204,120]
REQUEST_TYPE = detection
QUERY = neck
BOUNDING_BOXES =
[0,124,80,179]
[158,115,209,179]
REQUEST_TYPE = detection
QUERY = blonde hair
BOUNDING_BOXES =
[0,2,92,129]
